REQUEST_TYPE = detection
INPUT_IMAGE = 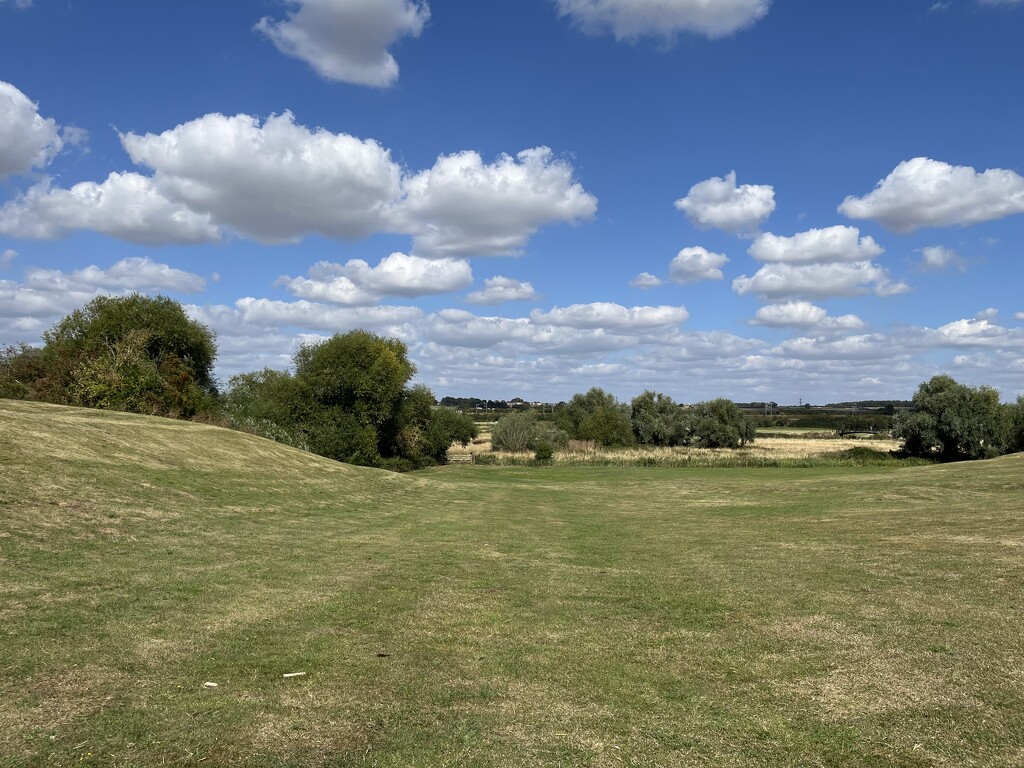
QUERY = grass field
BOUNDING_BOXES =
[2,399,1023,767]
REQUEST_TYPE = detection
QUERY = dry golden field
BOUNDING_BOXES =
[450,426,902,467]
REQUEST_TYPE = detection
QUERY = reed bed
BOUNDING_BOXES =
[451,435,916,468]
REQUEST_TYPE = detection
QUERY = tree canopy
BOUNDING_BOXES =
[1,294,217,418]
[895,375,1008,460]
[223,330,477,470]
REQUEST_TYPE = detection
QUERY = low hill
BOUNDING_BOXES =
[2,399,1023,767]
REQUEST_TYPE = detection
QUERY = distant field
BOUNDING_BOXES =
[454,429,905,467]
[2,399,1023,767]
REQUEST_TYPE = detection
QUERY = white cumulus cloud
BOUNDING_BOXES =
[674,171,775,235]
[733,262,908,300]
[0,173,220,245]
[121,111,401,244]
[748,226,883,264]
[5,110,597,255]
[838,157,1024,232]
[751,300,864,330]
[530,302,688,330]
[0,257,206,326]
[234,297,422,332]
[554,0,771,40]
[669,246,728,283]
[396,147,597,258]
[25,257,206,295]
[256,0,430,88]
[629,272,663,289]
[0,81,65,179]
[0,249,15,269]
[466,276,539,305]
[278,252,472,305]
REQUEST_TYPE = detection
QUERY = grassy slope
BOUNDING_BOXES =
[2,400,1023,767]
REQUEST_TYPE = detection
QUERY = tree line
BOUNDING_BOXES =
[2,294,1023,467]
[0,294,476,471]
[489,388,757,454]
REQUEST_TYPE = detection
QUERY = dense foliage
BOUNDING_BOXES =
[0,294,217,418]
[630,390,690,446]
[895,375,1017,461]
[539,388,756,450]
[690,398,758,449]
[556,388,636,446]
[223,331,477,469]
[490,411,569,452]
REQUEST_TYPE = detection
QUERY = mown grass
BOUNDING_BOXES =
[2,399,1023,767]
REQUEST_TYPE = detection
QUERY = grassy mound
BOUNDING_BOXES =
[2,400,1023,766]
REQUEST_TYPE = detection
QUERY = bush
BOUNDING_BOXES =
[1006,397,1024,454]
[222,369,306,448]
[534,440,554,462]
[556,388,634,447]
[0,344,47,400]
[491,411,538,452]
[690,399,757,449]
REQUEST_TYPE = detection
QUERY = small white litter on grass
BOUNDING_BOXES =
[282,672,306,678]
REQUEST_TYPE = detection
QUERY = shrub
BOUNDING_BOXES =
[491,411,538,452]
[0,344,47,400]
[534,441,554,462]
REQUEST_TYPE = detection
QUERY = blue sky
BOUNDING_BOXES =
[2,0,1023,403]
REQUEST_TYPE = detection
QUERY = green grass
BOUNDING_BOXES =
[2,399,1023,767]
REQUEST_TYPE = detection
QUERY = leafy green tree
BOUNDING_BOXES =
[294,330,413,430]
[1007,397,1024,454]
[895,375,1007,460]
[70,329,166,413]
[557,388,635,446]
[0,344,47,400]
[222,368,306,448]
[4,294,217,417]
[630,390,690,446]
[690,399,756,449]
[392,384,477,465]
[46,294,216,391]
[224,332,476,470]
[417,407,478,464]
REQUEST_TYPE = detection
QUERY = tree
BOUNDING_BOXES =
[690,399,756,449]
[491,411,539,452]
[895,375,1007,460]
[222,368,306,448]
[630,391,690,446]
[5,294,217,418]
[392,384,477,466]
[0,343,47,400]
[294,330,413,428]
[224,331,477,470]
[1007,397,1024,455]
[557,388,634,446]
